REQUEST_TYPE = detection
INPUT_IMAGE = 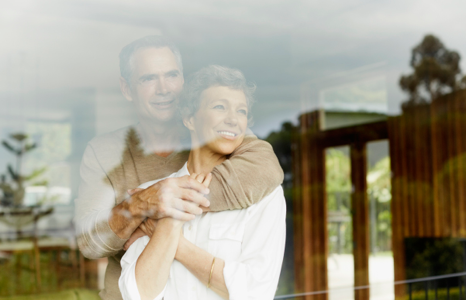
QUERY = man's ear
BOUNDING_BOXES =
[183,116,195,131]
[119,77,133,102]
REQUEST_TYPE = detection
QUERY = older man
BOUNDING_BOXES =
[74,36,283,300]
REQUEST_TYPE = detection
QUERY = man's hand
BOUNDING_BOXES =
[129,175,211,222]
[123,173,212,250]
[123,217,165,250]
[123,227,147,250]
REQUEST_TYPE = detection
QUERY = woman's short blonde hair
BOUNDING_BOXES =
[179,65,255,125]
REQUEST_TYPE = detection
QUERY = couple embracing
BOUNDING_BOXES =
[75,36,286,300]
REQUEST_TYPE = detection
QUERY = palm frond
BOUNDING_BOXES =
[7,164,19,181]
[24,143,37,153]
[10,133,28,142]
[1,141,16,153]
[24,167,47,181]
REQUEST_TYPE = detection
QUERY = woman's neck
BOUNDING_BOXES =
[187,146,226,175]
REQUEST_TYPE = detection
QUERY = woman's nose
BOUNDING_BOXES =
[224,111,238,126]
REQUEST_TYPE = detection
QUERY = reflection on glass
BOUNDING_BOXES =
[326,146,354,300]
[367,140,394,300]
[1,2,466,299]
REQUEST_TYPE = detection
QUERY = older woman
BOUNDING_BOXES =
[119,65,286,300]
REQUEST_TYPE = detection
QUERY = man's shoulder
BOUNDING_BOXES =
[83,125,138,169]
[137,162,188,189]
[88,125,135,149]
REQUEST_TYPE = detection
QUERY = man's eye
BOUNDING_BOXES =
[213,105,225,109]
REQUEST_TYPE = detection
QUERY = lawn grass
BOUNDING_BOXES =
[0,249,95,297]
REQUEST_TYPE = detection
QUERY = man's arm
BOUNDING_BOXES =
[75,144,127,259]
[208,135,284,211]
[75,144,210,259]
[109,176,210,239]
[126,137,284,243]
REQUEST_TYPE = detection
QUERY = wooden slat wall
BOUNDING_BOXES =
[294,91,466,300]
[293,110,328,300]
[389,89,466,299]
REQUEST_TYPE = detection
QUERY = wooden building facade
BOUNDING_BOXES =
[292,89,466,300]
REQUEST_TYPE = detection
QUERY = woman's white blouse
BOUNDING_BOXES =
[119,162,286,300]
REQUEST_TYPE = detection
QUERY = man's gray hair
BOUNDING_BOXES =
[179,65,256,124]
[119,35,183,82]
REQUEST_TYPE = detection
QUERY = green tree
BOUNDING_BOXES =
[265,122,296,295]
[326,148,352,254]
[367,157,392,252]
[265,121,294,188]
[400,34,466,108]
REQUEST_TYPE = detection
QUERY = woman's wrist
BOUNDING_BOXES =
[156,218,184,236]
[175,234,188,261]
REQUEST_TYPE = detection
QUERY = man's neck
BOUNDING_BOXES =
[187,146,226,175]
[138,119,183,155]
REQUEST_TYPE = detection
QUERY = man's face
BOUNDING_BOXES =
[123,47,184,124]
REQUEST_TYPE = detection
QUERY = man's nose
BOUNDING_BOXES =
[155,78,168,95]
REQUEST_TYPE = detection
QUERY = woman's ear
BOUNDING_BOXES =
[183,116,195,131]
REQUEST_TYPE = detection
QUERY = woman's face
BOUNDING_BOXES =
[187,85,248,155]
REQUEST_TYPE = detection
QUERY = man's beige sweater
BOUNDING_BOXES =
[74,125,283,300]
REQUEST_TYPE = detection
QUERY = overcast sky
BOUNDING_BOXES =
[1,0,466,136]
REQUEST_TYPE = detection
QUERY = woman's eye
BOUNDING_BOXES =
[213,105,225,110]
[238,109,247,115]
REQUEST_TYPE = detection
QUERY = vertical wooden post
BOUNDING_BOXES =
[79,251,86,287]
[388,116,406,299]
[293,110,328,300]
[307,112,327,300]
[33,218,41,292]
[351,142,370,300]
[292,117,304,292]
[456,92,466,236]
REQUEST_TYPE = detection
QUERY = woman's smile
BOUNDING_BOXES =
[217,130,239,140]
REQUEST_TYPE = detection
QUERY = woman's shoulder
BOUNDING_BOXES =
[246,185,286,216]
[260,185,285,204]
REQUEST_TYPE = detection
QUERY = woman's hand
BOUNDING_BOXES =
[190,173,212,189]
[189,173,212,212]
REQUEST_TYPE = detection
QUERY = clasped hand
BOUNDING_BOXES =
[123,173,212,250]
